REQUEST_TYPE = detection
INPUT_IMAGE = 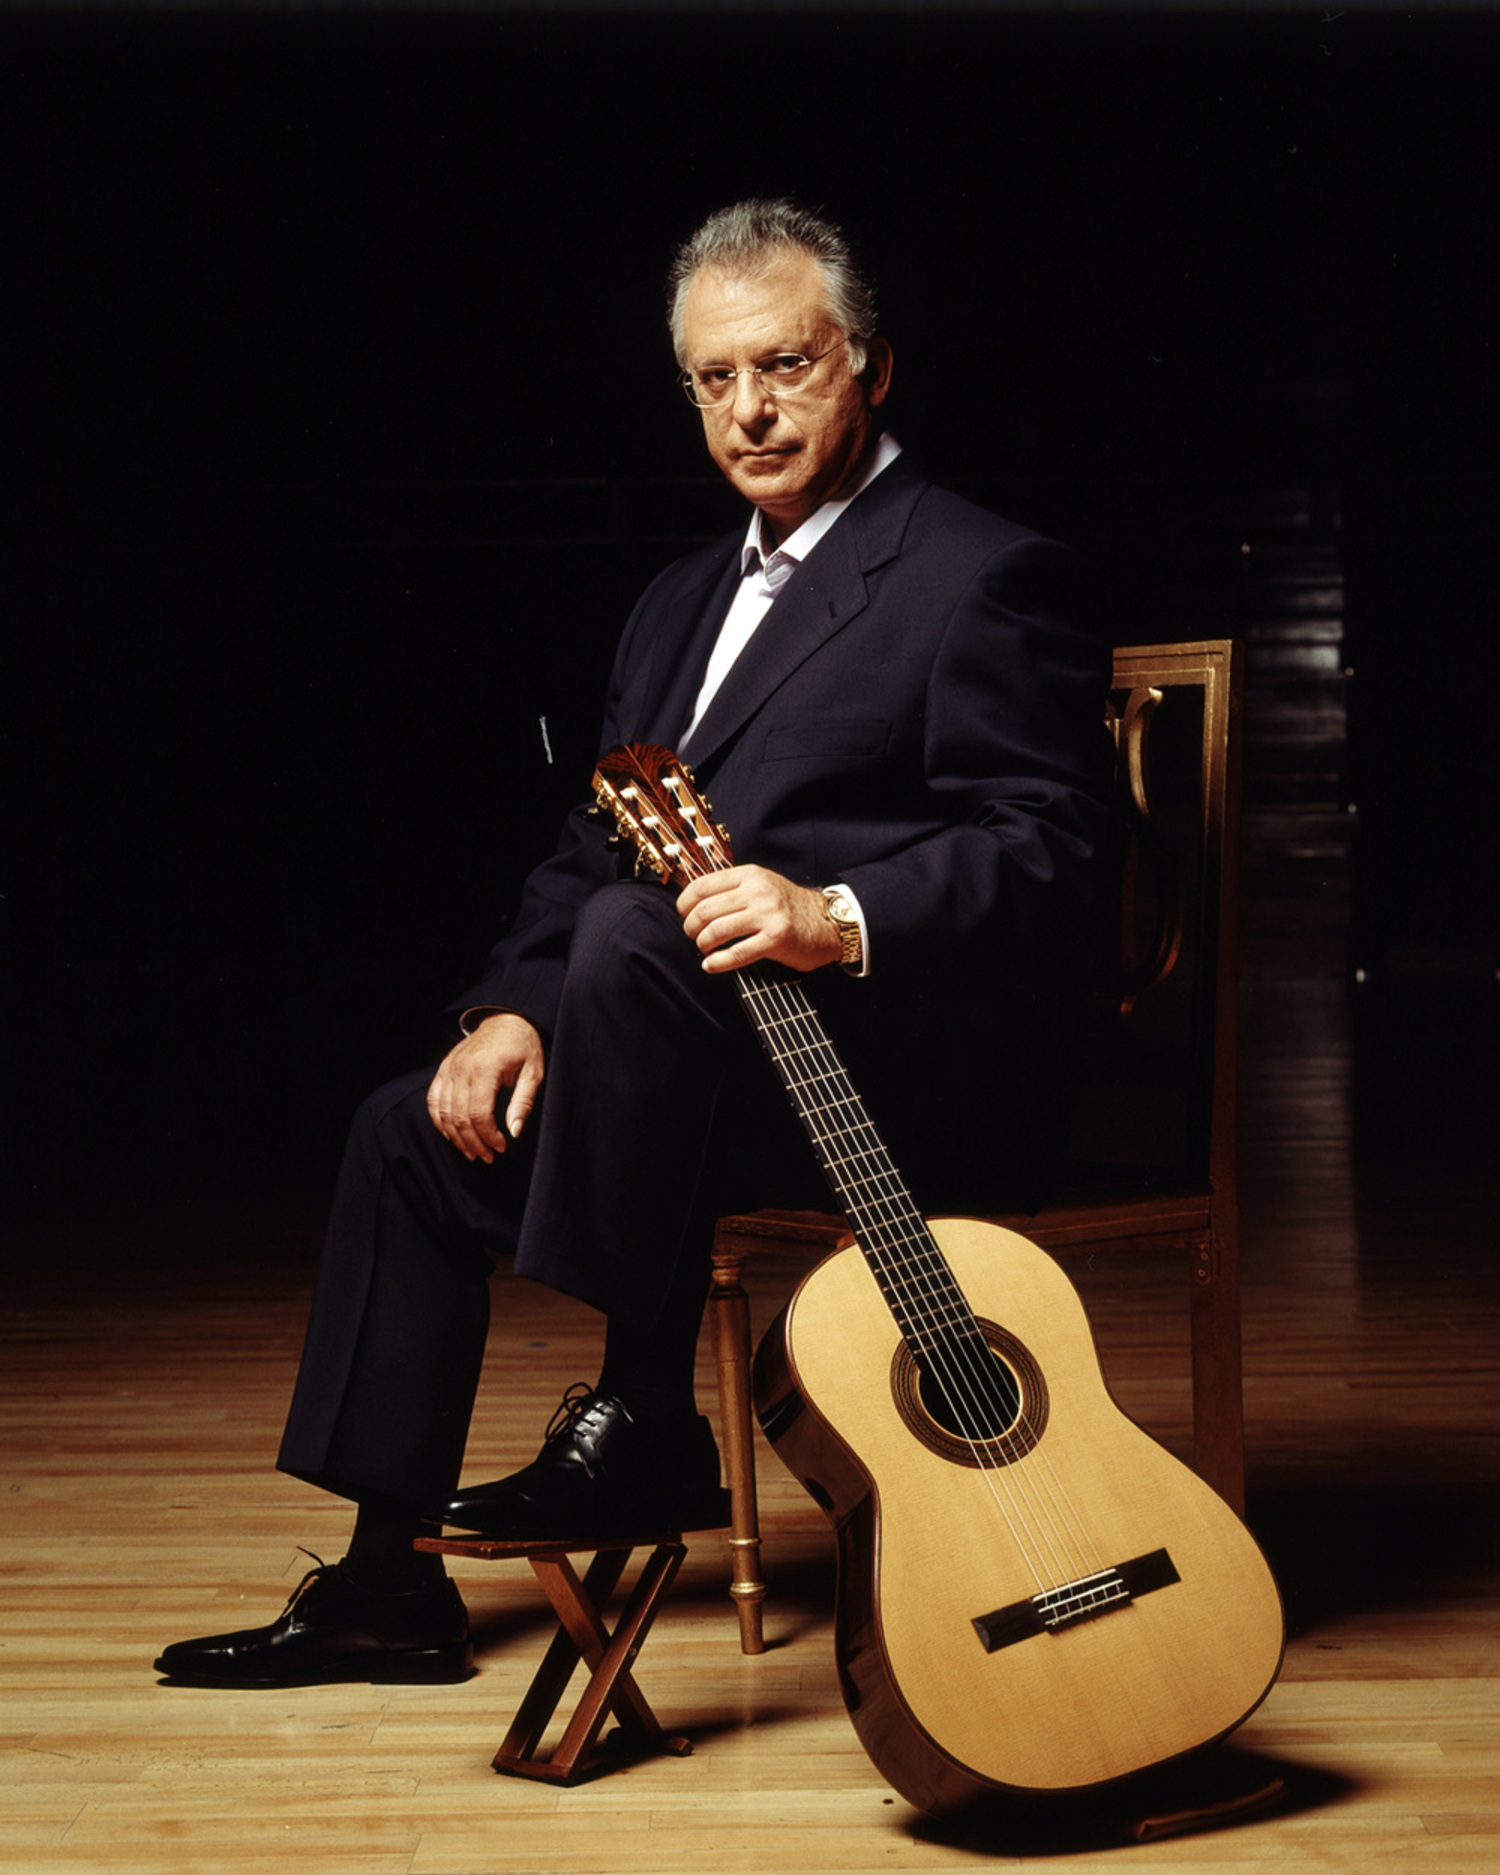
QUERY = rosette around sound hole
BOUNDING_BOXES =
[891,1322,1049,1467]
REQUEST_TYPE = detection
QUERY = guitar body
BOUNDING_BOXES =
[753,1217,1285,1814]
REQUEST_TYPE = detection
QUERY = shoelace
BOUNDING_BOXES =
[278,1550,331,1614]
[542,1382,636,1473]
[543,1381,600,1443]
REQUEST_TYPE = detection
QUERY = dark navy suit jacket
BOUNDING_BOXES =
[455,454,1116,1213]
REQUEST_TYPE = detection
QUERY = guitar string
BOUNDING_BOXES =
[740,968,1107,1593]
[646,768,1105,1594]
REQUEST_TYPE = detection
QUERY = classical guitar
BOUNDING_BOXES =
[591,741,1284,1816]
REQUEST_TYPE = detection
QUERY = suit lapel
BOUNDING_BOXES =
[633,539,742,745]
[680,458,927,768]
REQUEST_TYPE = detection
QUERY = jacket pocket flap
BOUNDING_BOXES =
[763,721,890,761]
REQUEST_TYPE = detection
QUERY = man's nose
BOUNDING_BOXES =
[729,368,776,426]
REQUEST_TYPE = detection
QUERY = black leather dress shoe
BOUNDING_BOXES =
[441,1385,732,1541]
[154,1561,472,1688]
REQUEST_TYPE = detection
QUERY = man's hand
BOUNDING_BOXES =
[677,865,841,975]
[426,1012,545,1163]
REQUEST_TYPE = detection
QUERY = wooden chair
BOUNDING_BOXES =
[708,638,1246,1655]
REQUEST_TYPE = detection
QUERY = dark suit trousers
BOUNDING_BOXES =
[276,882,823,1509]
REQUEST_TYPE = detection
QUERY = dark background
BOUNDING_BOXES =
[8,1,1497,1233]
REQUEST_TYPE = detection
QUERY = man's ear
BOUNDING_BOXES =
[861,336,894,407]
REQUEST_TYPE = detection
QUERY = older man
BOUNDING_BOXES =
[156,200,1114,1688]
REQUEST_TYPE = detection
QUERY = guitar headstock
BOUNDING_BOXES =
[590,743,735,890]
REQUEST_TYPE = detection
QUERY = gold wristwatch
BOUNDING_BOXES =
[821,885,864,972]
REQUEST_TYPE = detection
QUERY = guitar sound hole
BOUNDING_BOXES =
[916,1348,1022,1442]
[891,1320,1049,1469]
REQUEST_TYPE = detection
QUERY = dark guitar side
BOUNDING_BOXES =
[754,1298,990,1818]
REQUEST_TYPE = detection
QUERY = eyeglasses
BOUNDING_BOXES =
[678,337,849,409]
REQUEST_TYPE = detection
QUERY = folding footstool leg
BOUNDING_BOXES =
[496,1549,630,1773]
[493,1541,691,1785]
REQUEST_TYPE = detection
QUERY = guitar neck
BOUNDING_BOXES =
[733,968,982,1360]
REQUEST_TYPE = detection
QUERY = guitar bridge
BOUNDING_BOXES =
[971,1548,1180,1653]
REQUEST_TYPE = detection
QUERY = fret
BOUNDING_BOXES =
[786,1089,874,1129]
[758,1050,845,1080]
[803,1140,903,1188]
[898,1324,996,1363]
[868,1274,976,1327]
[882,1291,978,1331]
[750,1012,832,1042]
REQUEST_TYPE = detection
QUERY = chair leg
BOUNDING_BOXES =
[1189,1207,1246,1515]
[709,1242,766,1654]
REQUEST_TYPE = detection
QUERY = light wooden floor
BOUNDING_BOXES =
[5,976,1498,1872]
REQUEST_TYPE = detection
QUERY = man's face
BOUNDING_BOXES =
[680,250,892,544]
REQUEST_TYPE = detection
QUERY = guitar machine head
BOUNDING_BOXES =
[589,742,734,891]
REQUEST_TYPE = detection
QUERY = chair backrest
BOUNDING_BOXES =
[1067,640,1243,1199]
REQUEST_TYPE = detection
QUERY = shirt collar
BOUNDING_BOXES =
[738,432,903,583]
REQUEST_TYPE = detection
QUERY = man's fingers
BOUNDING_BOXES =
[427,1054,503,1163]
[677,868,747,940]
[426,1014,546,1159]
[680,876,775,957]
[693,895,793,966]
[466,1104,509,1160]
[701,932,767,975]
[501,1027,546,1139]
[441,1085,500,1164]
[505,1058,543,1140]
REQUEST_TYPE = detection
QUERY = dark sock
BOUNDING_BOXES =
[343,1494,446,1596]
[597,1277,707,1429]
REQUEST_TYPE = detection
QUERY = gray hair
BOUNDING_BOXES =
[667,198,878,372]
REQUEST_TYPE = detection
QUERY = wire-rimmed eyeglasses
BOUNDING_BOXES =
[678,337,849,409]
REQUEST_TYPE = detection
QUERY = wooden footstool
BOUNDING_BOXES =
[415,1532,695,1785]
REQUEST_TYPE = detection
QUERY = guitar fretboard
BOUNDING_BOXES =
[735,968,989,1366]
